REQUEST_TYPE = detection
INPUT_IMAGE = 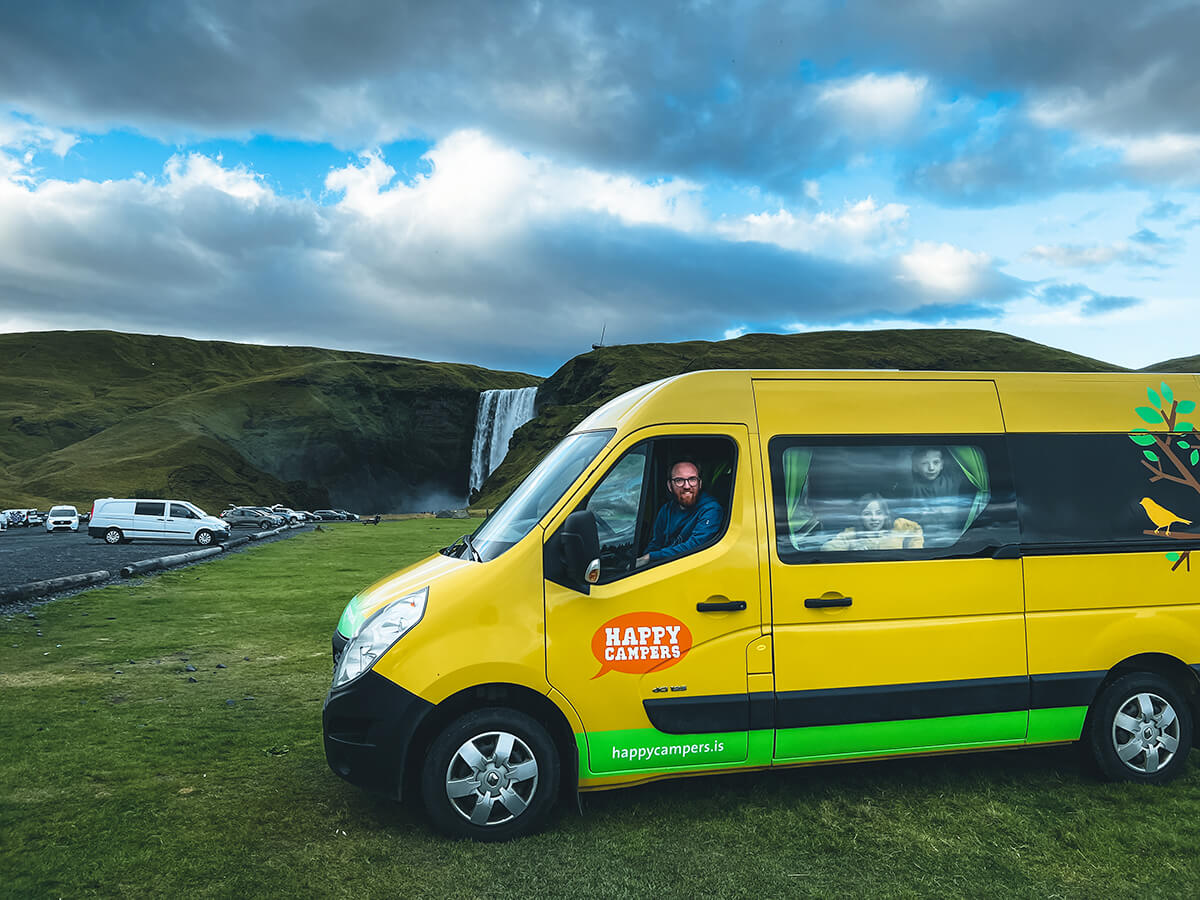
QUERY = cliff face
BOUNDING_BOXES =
[473,328,1131,506]
[1,331,539,512]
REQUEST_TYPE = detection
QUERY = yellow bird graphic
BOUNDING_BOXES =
[1139,497,1193,534]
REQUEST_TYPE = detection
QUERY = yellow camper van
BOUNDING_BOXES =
[323,370,1200,840]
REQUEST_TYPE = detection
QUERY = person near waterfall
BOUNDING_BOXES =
[636,458,723,566]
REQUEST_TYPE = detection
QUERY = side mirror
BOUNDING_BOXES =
[560,510,601,587]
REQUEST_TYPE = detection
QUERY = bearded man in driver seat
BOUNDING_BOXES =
[636,457,724,567]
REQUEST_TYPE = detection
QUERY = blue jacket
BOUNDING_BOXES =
[645,492,723,562]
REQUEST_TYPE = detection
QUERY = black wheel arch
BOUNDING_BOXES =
[1084,653,1200,734]
[404,682,578,809]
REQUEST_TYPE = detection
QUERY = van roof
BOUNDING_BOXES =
[573,369,1200,435]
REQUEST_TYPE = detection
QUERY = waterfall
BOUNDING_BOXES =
[469,387,538,493]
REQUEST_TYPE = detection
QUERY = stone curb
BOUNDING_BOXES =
[0,570,112,603]
[120,546,224,577]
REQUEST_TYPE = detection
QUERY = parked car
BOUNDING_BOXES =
[270,505,302,525]
[45,505,80,532]
[88,498,230,546]
[25,510,45,528]
[222,507,280,530]
[1,509,26,527]
[335,509,355,520]
[314,509,342,521]
[250,507,288,527]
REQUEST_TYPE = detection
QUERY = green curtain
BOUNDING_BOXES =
[948,445,990,529]
[782,447,815,548]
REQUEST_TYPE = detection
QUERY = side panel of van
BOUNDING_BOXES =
[999,377,1200,742]
[755,379,1030,762]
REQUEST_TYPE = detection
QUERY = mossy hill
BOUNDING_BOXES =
[0,331,538,513]
[474,328,1147,505]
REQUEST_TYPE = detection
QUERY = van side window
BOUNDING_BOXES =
[1009,433,1200,550]
[585,443,650,577]
[768,436,1018,563]
[135,501,165,516]
[569,435,736,583]
[171,503,197,519]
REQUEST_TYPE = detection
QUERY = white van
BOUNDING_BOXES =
[88,498,231,546]
[45,506,80,532]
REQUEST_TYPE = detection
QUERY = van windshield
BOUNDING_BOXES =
[460,430,614,562]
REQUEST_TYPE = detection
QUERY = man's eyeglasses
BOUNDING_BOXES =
[669,475,700,487]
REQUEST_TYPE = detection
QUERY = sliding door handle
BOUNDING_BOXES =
[697,600,747,612]
[804,596,852,608]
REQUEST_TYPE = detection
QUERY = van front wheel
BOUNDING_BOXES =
[1088,672,1193,783]
[420,707,559,842]
[195,529,213,546]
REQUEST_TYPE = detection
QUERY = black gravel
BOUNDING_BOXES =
[0,525,312,614]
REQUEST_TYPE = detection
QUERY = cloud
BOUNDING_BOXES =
[3,1,1197,199]
[897,242,996,295]
[717,197,909,256]
[817,73,929,137]
[1142,199,1185,220]
[1033,282,1141,316]
[0,132,1040,372]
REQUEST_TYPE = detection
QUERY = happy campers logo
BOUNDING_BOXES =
[591,612,693,679]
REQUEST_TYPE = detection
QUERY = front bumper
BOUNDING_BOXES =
[323,670,435,800]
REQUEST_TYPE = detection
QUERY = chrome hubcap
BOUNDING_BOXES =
[444,730,538,826]
[1112,691,1180,775]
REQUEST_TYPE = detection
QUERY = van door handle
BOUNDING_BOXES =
[697,600,747,612]
[805,596,853,608]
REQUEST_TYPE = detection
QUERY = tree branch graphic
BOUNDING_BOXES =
[1130,382,1200,572]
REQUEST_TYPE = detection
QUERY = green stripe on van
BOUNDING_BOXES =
[580,708,1091,780]
[1027,706,1088,743]
[774,711,1028,762]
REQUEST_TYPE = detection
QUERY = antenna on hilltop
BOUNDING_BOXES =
[592,322,607,351]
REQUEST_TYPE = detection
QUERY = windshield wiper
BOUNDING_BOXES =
[464,533,482,562]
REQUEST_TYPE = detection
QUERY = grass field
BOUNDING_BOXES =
[3,520,1199,898]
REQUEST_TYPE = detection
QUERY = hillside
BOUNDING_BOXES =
[0,331,538,513]
[1143,353,1200,372]
[473,328,1131,505]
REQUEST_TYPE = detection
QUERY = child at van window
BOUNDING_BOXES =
[902,446,970,544]
[822,494,923,552]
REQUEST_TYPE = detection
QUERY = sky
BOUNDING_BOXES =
[2,1,1200,375]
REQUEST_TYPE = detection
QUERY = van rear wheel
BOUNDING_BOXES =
[420,707,559,842]
[104,527,123,545]
[1087,672,1193,783]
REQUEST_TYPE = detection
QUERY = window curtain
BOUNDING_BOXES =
[948,445,990,529]
[782,447,815,548]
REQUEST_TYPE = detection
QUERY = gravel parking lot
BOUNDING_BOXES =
[0,526,310,594]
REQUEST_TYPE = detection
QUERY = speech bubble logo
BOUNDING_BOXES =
[591,612,693,679]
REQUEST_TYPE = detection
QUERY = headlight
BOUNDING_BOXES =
[332,587,428,688]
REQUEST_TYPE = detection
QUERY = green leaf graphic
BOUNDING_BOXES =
[1149,387,1162,408]
[1128,430,1157,446]
[1177,422,1195,432]
[1136,406,1164,424]
[1177,441,1190,449]
[1144,450,1160,462]
[1167,552,1181,562]
[1192,449,1199,466]
[1179,400,1197,414]
[1161,382,1174,405]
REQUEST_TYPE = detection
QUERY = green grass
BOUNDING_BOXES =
[3,520,1200,898]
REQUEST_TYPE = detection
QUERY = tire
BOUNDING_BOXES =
[1087,672,1193,784]
[420,707,560,842]
[195,529,213,547]
[104,527,123,545]
[259,521,271,530]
